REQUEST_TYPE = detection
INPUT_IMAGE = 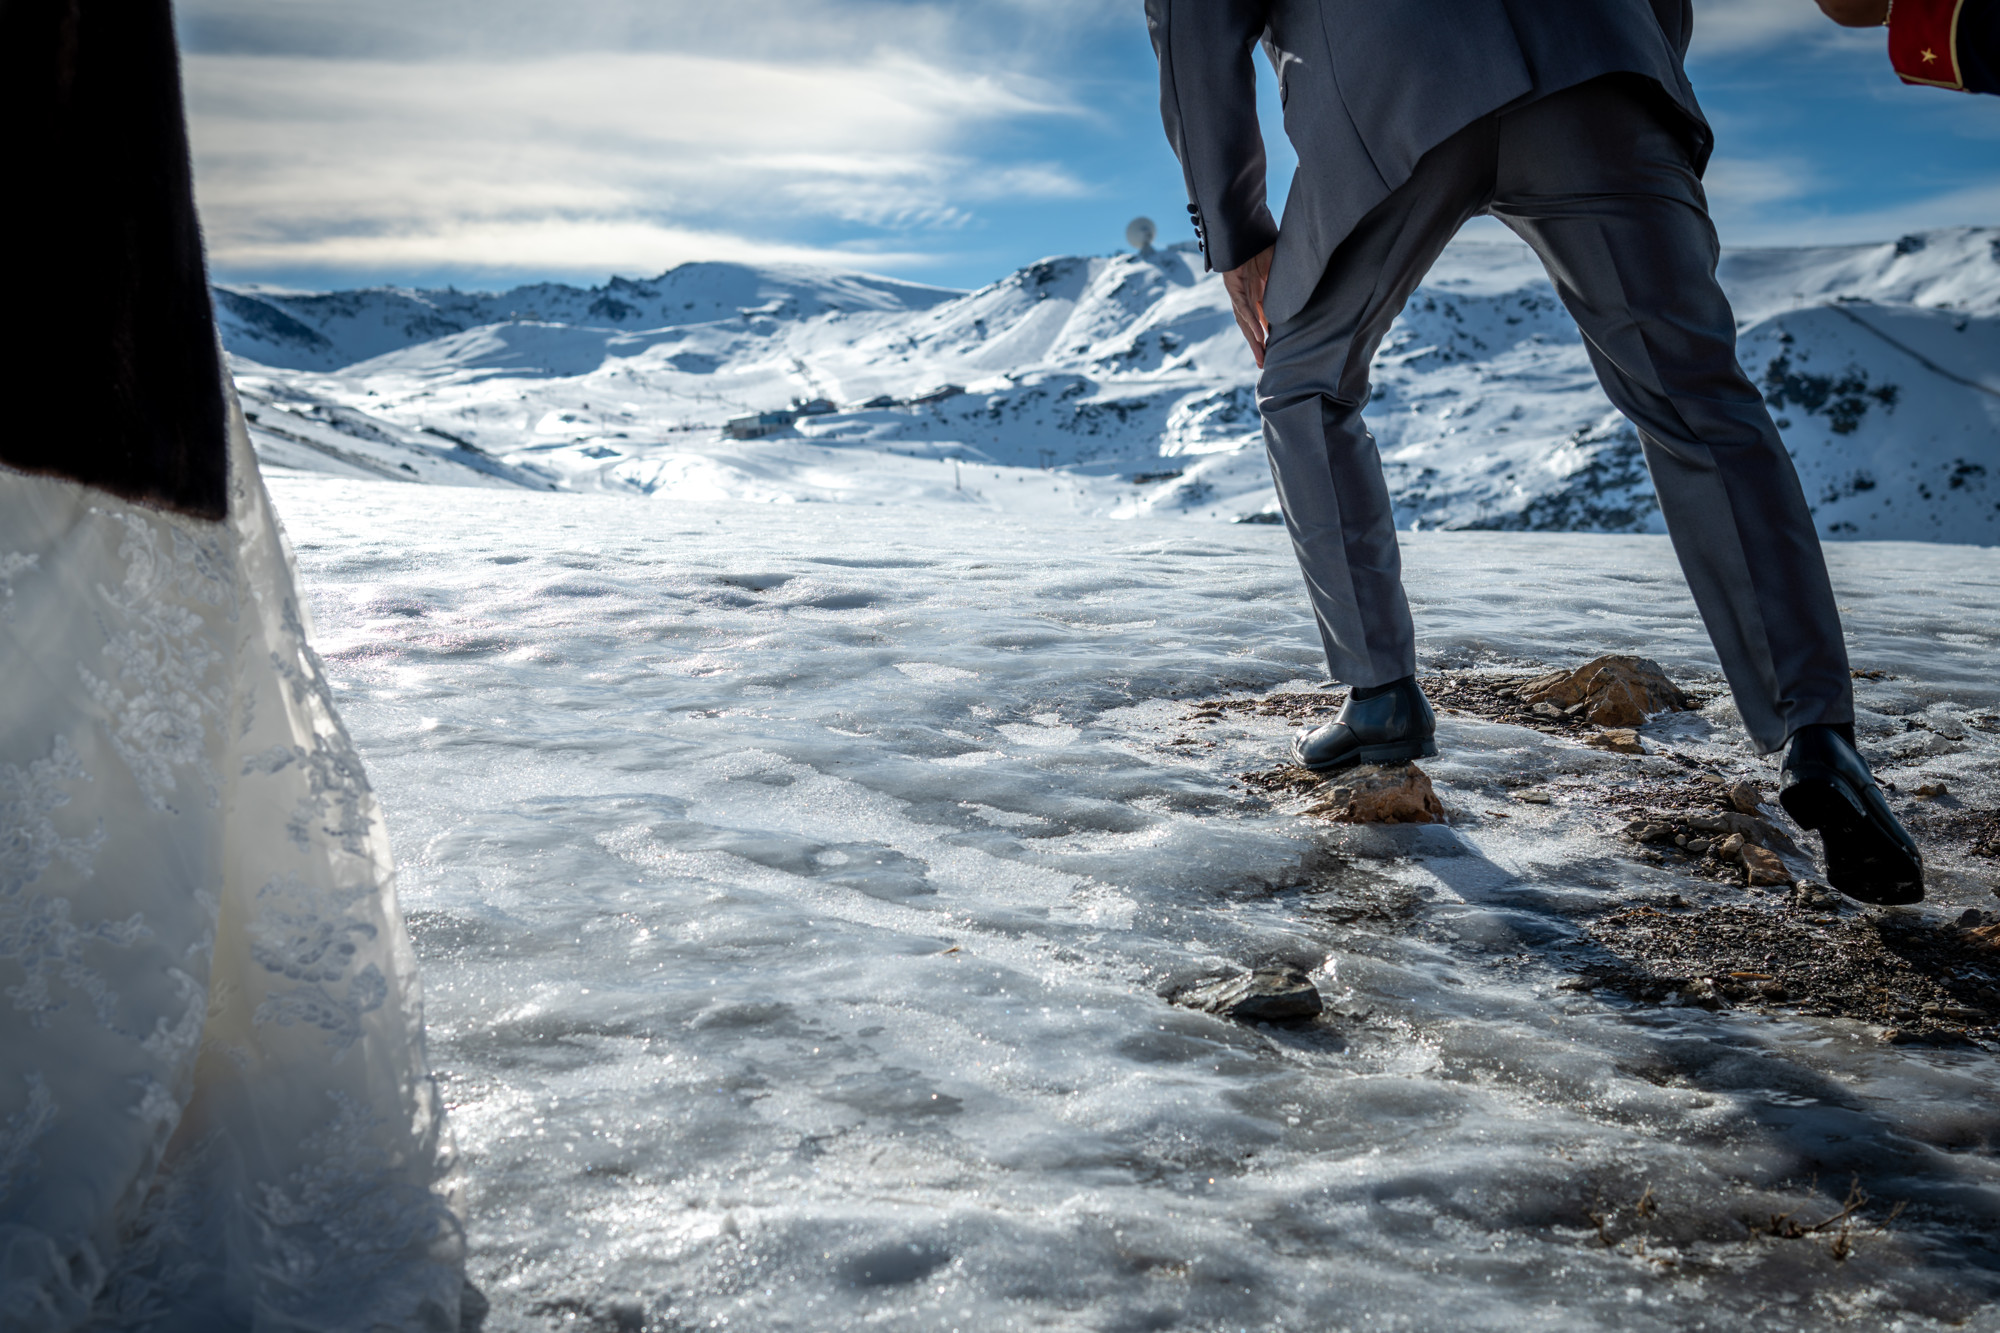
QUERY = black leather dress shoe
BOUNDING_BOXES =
[1779,724,1923,905]
[1291,677,1438,772]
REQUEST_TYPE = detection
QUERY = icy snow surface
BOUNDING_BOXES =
[267,475,2000,1332]
[226,228,2000,545]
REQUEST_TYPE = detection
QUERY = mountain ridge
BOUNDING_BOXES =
[220,228,2000,544]
[215,261,963,372]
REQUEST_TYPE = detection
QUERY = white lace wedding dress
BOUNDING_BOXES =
[0,396,462,1329]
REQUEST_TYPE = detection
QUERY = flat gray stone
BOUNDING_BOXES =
[1180,966,1324,1022]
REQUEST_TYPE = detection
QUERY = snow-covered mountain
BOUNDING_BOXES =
[216,263,961,372]
[221,227,2000,543]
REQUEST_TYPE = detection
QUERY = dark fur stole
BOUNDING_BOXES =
[0,0,228,520]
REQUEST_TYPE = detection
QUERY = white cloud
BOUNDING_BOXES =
[1689,0,1833,55]
[209,218,930,276]
[1714,178,2000,246]
[178,0,1134,67]
[185,49,1083,278]
[1701,154,1820,219]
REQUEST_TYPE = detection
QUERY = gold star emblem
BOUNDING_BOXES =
[1921,47,1939,62]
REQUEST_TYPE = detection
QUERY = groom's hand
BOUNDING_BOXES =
[1814,0,1889,24]
[1223,246,1275,369]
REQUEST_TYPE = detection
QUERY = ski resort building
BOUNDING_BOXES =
[725,410,798,440]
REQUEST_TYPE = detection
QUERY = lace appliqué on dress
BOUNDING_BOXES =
[0,896,148,1028]
[140,962,213,1070]
[249,875,387,1055]
[78,515,239,812]
[0,552,37,622]
[242,737,376,855]
[0,737,139,1030]
[0,1073,58,1205]
[241,597,378,856]
[252,1091,464,1330]
[0,736,102,899]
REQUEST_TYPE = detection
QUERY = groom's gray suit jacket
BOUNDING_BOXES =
[1146,0,1712,325]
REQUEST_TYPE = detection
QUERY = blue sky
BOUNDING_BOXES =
[178,0,1999,294]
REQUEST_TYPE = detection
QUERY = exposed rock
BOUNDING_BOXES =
[1727,781,1765,814]
[1585,728,1645,754]
[1677,977,1727,1010]
[1615,776,1815,891]
[1303,763,1443,824]
[1740,843,1793,886]
[1517,655,1692,728]
[1739,813,1810,863]
[1179,966,1324,1022]
[1516,669,1572,701]
[1688,809,1809,862]
[1238,763,1327,797]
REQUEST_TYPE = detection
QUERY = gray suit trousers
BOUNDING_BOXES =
[1257,75,1852,754]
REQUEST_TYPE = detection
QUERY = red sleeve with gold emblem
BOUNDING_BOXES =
[1889,0,1968,88]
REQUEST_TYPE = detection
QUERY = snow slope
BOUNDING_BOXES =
[222,227,2000,543]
